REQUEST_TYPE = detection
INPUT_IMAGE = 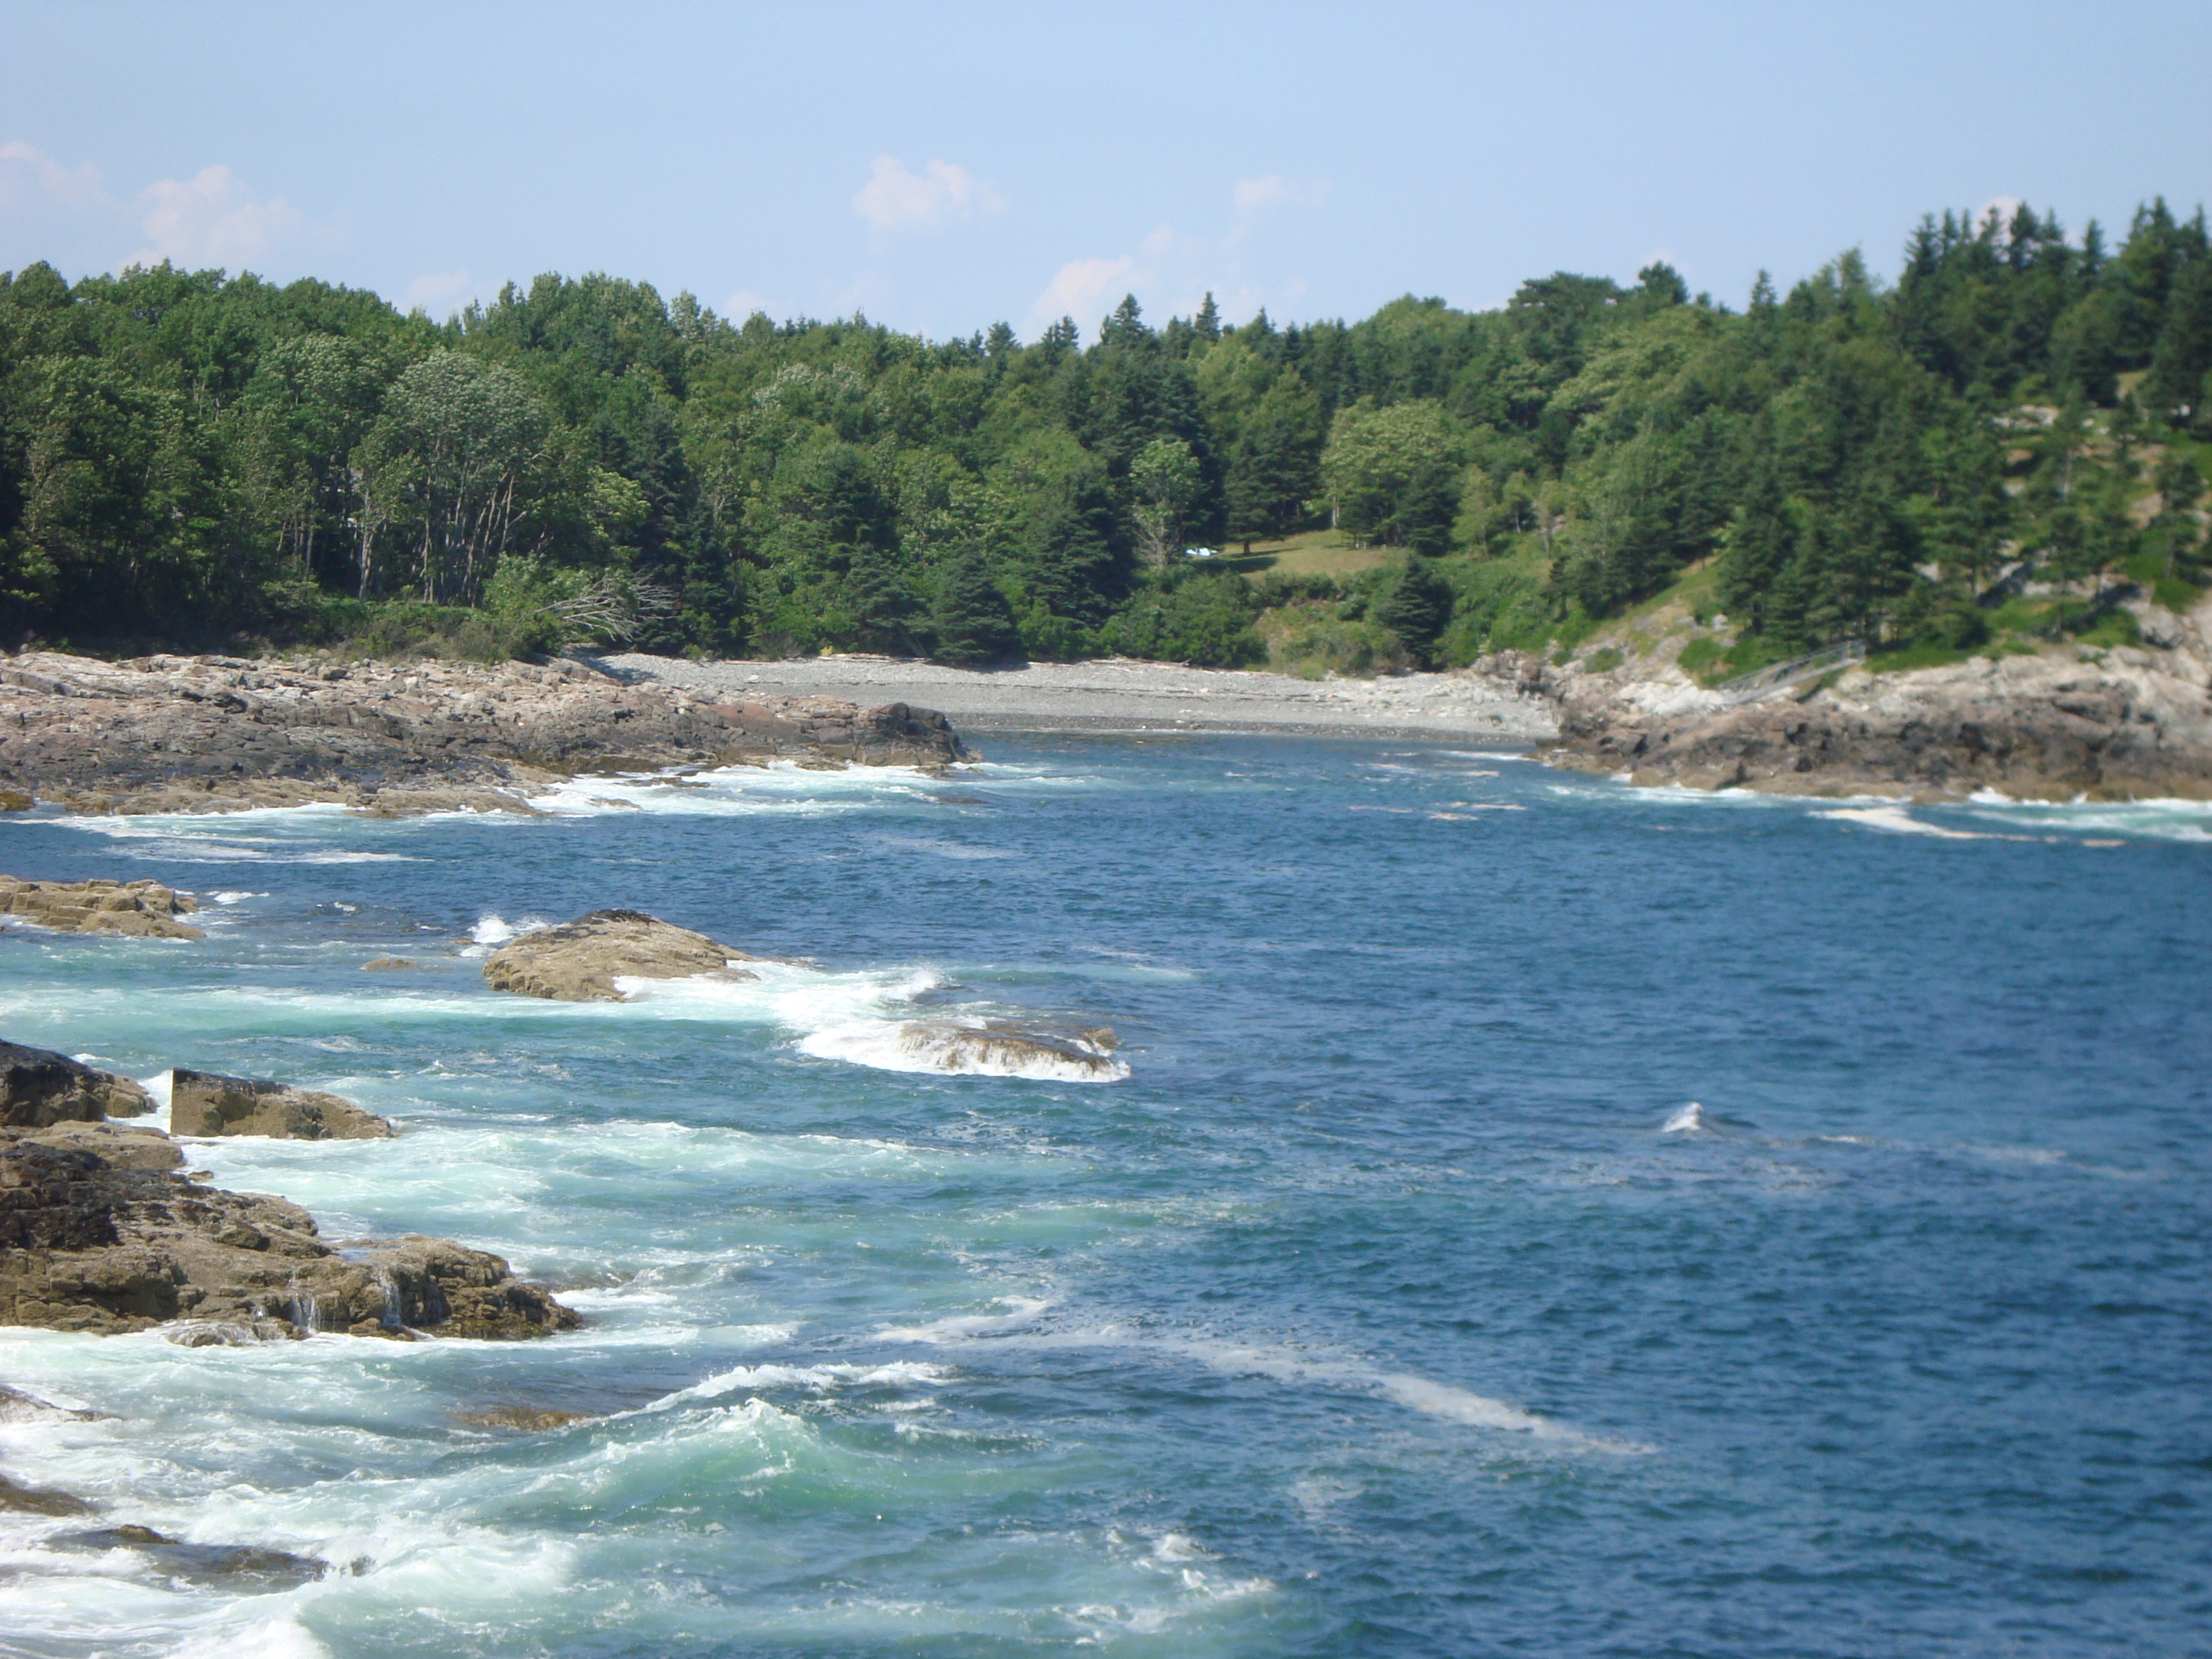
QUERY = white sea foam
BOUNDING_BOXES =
[644,1359,951,1412]
[467,914,547,947]
[874,1297,1053,1344]
[1955,792,2212,843]
[1662,1102,1708,1133]
[797,1019,1130,1082]
[873,1309,1643,1452]
[1812,805,1994,839]
[169,1613,336,1659]
[526,759,946,819]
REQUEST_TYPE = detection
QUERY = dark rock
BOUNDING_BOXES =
[51,1526,328,1588]
[482,909,757,1002]
[0,1122,578,1340]
[0,1472,96,1516]
[0,1039,156,1125]
[168,1069,396,1141]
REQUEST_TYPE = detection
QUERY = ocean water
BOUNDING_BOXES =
[1,735,2208,1658]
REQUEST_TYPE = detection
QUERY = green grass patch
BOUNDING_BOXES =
[1225,529,1397,583]
[1578,647,1623,673]
[2073,608,2141,648]
[2154,575,2206,612]
[313,598,551,662]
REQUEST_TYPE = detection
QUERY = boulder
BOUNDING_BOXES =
[168,1069,396,1141]
[0,876,203,939]
[0,1038,155,1125]
[361,956,418,971]
[0,1122,578,1339]
[482,908,757,1002]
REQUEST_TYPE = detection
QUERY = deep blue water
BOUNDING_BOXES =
[0,735,2207,1658]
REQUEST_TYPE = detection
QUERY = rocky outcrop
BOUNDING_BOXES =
[168,1069,396,1141]
[0,1121,577,1340]
[0,1040,154,1125]
[0,651,973,815]
[482,909,757,1002]
[0,876,202,938]
[1541,647,2212,800]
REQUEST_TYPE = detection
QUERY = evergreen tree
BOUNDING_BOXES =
[1375,556,1452,665]
[929,550,1019,665]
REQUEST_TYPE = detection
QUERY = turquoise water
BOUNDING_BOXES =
[1,737,2208,1658]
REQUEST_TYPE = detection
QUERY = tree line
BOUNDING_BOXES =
[1,196,2206,670]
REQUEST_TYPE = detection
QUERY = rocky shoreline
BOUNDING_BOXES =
[0,649,971,816]
[1475,586,2212,802]
[1,1038,575,1342]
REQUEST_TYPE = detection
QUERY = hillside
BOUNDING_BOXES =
[1,198,2208,685]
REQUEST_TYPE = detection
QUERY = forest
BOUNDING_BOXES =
[1,197,2208,678]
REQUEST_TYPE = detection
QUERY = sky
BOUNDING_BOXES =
[3,1,2208,343]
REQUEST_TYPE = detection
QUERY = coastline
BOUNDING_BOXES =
[598,652,1561,745]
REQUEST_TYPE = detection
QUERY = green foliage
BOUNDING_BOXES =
[1579,647,1624,673]
[2074,607,2142,648]
[1372,556,1453,665]
[929,551,1020,665]
[4,197,2211,672]
[1100,568,1264,666]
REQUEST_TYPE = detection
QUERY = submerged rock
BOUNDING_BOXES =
[0,1383,108,1424]
[0,1121,578,1339]
[482,908,757,1002]
[0,1472,96,1516]
[0,1039,155,1125]
[50,1525,329,1588]
[168,1069,396,1141]
[455,1404,593,1432]
[361,956,419,971]
[889,1021,1126,1080]
[0,876,203,939]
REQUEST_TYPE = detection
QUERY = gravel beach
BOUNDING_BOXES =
[598,654,1561,745]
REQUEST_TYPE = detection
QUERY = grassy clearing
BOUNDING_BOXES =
[1220,529,1399,583]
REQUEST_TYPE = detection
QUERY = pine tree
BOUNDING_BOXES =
[930,552,1020,665]
[1375,556,1453,665]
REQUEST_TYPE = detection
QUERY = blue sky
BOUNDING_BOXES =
[4,1,2208,341]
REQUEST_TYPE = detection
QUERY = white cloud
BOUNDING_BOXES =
[1232,173,1328,220]
[1028,253,1136,334]
[0,140,109,207]
[403,269,477,317]
[724,288,775,320]
[853,154,1002,234]
[126,163,325,271]
[1977,194,2026,231]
